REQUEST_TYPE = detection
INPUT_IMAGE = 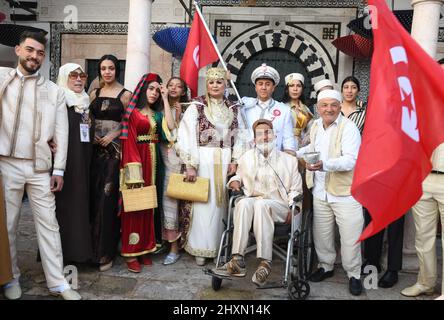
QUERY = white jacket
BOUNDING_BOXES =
[0,67,68,173]
[240,97,296,152]
[228,148,302,207]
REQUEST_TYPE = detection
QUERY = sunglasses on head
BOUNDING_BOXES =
[68,72,88,80]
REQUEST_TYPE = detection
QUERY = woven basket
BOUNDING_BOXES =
[122,185,158,212]
[166,173,209,203]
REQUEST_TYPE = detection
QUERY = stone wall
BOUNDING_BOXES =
[38,0,188,23]
[50,22,172,84]
[203,5,358,100]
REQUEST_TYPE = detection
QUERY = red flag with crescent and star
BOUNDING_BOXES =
[351,0,444,241]
[180,10,219,98]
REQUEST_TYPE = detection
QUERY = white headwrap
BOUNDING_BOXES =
[314,79,334,93]
[57,63,90,114]
[317,89,342,103]
[285,73,304,85]
[251,63,280,85]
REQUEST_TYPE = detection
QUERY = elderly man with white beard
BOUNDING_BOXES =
[296,89,364,296]
[213,119,302,286]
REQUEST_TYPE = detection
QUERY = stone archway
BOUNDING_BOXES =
[217,23,336,104]
[235,47,310,102]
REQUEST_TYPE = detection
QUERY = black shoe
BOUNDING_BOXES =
[309,268,334,282]
[153,242,167,255]
[361,260,381,275]
[378,270,398,288]
[349,277,362,296]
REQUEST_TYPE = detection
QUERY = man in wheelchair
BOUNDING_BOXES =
[213,119,302,286]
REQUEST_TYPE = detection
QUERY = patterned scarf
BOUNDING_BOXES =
[120,73,162,140]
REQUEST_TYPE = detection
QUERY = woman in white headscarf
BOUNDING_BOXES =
[55,63,94,264]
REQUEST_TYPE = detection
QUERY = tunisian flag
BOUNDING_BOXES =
[351,0,444,240]
[180,9,219,98]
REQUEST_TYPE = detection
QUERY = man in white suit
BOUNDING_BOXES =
[0,31,80,300]
[240,64,296,155]
[214,119,302,286]
[401,59,444,298]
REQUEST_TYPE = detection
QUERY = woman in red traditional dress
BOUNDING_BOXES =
[119,73,176,273]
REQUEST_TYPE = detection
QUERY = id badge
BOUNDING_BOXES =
[80,123,90,142]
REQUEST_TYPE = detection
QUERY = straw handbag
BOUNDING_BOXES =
[166,173,209,203]
[121,185,158,212]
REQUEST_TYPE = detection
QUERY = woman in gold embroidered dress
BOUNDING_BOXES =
[176,68,244,266]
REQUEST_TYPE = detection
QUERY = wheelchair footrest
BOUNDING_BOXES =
[204,268,233,280]
[255,281,285,290]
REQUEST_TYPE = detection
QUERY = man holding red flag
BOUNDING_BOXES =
[400,59,444,298]
[180,3,219,98]
[351,0,444,244]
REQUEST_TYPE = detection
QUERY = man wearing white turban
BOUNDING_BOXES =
[314,79,334,94]
[296,89,364,296]
[240,63,296,155]
[311,79,334,118]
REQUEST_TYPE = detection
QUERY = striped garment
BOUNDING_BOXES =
[345,100,367,134]
[120,73,162,140]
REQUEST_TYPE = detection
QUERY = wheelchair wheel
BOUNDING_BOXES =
[288,279,310,300]
[212,276,222,291]
[298,209,316,279]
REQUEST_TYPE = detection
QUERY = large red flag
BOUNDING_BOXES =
[180,8,219,98]
[351,0,444,240]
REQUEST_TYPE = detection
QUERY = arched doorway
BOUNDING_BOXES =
[220,24,337,105]
[235,48,312,105]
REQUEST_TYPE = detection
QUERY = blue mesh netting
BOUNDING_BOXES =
[153,27,190,57]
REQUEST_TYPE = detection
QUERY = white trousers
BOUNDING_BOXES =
[0,157,68,289]
[231,197,288,261]
[412,173,444,293]
[313,197,363,279]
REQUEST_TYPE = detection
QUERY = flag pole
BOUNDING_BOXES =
[193,1,243,103]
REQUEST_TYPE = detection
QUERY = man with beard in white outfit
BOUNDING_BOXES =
[213,119,302,286]
[0,31,81,300]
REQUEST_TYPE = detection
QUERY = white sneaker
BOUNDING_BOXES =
[213,258,247,277]
[50,288,82,300]
[99,260,113,272]
[401,283,434,297]
[195,256,206,266]
[252,261,271,287]
[3,283,22,300]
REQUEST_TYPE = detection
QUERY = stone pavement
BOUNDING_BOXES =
[1,200,442,301]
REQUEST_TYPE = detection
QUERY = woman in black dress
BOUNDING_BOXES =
[55,63,93,264]
[89,55,132,271]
